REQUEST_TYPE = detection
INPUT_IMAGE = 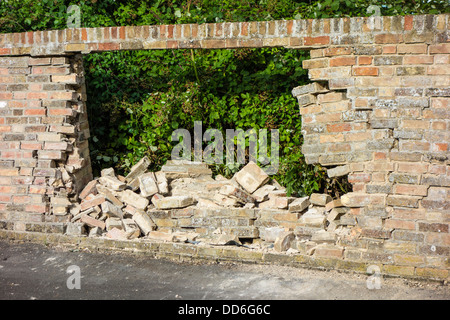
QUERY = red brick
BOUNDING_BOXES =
[393,184,428,196]
[80,195,105,211]
[352,67,378,76]
[429,43,450,54]
[385,219,416,230]
[98,42,120,51]
[304,36,330,46]
[20,142,42,150]
[329,56,356,67]
[403,55,434,64]
[26,92,47,100]
[358,56,372,65]
[314,246,343,259]
[25,204,47,213]
[24,109,45,116]
[327,123,351,132]
[119,26,126,39]
[404,16,413,31]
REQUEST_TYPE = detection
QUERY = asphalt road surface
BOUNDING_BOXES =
[0,240,448,300]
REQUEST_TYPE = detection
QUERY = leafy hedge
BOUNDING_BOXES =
[1,0,448,197]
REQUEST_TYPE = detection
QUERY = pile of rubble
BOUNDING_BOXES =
[65,157,353,254]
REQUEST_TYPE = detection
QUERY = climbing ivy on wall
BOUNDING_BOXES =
[1,0,448,197]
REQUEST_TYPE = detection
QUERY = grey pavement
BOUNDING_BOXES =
[0,240,448,300]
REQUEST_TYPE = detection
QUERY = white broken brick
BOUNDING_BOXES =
[327,165,350,178]
[268,190,287,198]
[88,226,103,237]
[326,207,348,223]
[126,156,150,182]
[99,176,127,191]
[119,189,149,210]
[211,233,242,246]
[105,217,123,231]
[127,177,140,191]
[296,94,316,107]
[325,198,343,212]
[219,185,255,203]
[138,172,159,197]
[260,227,286,242]
[258,197,294,209]
[153,195,195,209]
[309,193,332,206]
[311,230,337,243]
[288,196,310,212]
[151,193,165,207]
[291,82,328,97]
[154,171,169,195]
[101,201,123,219]
[213,193,239,207]
[298,208,327,228]
[274,231,295,252]
[101,167,115,177]
[96,184,124,208]
[123,218,140,239]
[66,222,85,236]
[147,230,175,242]
[251,184,276,202]
[197,198,222,208]
[234,161,270,194]
[173,231,199,243]
[106,227,128,240]
[132,211,156,235]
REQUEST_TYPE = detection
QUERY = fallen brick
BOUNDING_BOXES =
[132,211,156,235]
[101,201,123,219]
[153,195,195,209]
[80,195,105,211]
[288,196,310,212]
[147,230,175,242]
[234,161,270,194]
[219,185,255,203]
[99,176,127,191]
[197,198,222,208]
[106,227,128,240]
[96,185,124,208]
[80,214,106,230]
[125,156,150,182]
[251,184,276,202]
[105,217,123,231]
[213,194,239,207]
[274,231,295,252]
[119,189,149,210]
[309,193,332,206]
[123,218,141,239]
[138,172,159,197]
[79,180,98,199]
[260,227,286,242]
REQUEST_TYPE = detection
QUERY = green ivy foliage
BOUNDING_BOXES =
[1,0,447,197]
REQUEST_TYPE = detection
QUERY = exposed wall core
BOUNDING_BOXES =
[0,14,449,280]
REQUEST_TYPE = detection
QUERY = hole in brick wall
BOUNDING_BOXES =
[83,47,329,195]
[61,47,361,251]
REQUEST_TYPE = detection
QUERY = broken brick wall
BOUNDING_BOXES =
[0,54,92,232]
[0,14,448,280]
[293,15,449,279]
